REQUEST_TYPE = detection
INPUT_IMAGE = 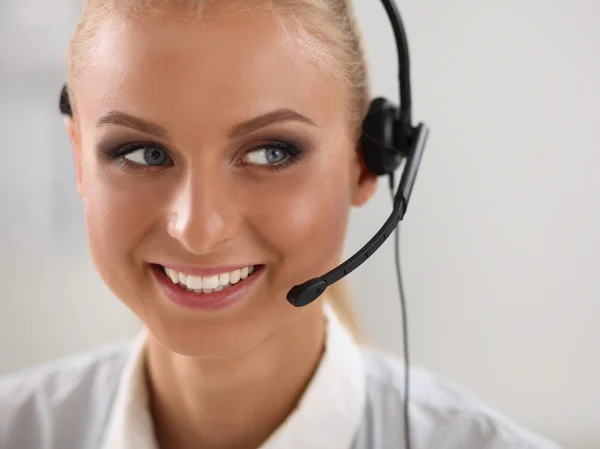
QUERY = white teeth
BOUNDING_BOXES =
[203,275,220,289]
[218,272,230,286]
[163,265,257,293]
[186,275,203,290]
[166,268,179,284]
[230,269,241,284]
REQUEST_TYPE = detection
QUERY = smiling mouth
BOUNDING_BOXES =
[158,265,261,295]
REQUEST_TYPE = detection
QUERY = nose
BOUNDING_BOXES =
[166,170,238,255]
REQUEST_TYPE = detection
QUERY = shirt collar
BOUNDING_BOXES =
[101,304,365,449]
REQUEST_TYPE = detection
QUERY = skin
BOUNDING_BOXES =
[66,4,377,449]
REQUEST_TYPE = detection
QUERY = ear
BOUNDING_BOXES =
[351,148,378,207]
[65,117,84,198]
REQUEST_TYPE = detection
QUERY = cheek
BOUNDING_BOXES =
[79,151,161,303]
[288,184,348,259]
[251,157,354,284]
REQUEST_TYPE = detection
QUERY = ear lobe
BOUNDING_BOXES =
[352,149,378,207]
[65,117,84,198]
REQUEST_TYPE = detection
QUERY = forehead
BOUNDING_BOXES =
[75,8,347,132]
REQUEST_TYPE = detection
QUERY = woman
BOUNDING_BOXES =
[0,1,561,448]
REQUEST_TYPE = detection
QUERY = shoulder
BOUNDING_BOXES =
[354,347,562,449]
[0,341,132,449]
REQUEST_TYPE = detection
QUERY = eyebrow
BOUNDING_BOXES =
[228,108,316,138]
[96,108,316,140]
[96,111,170,139]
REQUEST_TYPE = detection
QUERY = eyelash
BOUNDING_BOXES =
[104,142,171,172]
[237,140,305,172]
[103,140,306,173]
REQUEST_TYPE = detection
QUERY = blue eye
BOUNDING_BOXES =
[245,147,289,166]
[123,147,170,166]
[242,141,305,171]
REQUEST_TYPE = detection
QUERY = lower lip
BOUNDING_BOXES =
[151,264,263,311]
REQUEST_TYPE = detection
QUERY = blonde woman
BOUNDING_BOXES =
[0,1,561,448]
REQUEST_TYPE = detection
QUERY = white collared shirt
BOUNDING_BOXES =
[1,306,561,449]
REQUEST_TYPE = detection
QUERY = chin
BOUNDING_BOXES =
[142,297,296,360]
[146,322,278,360]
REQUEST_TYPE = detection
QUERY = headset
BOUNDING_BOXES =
[59,1,428,447]
[286,3,429,449]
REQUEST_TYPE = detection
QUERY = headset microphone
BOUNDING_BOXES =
[286,0,429,308]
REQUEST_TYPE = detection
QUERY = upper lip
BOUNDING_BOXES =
[154,263,258,276]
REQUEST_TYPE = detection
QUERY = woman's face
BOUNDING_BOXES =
[68,6,376,357]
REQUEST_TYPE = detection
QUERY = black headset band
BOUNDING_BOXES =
[379,0,412,126]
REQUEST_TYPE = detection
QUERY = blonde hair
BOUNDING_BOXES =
[67,0,370,340]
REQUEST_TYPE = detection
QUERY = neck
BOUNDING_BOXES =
[145,305,327,449]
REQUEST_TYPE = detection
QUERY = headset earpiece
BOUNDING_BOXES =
[361,97,405,176]
[60,84,73,117]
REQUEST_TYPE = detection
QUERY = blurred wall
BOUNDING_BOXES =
[0,0,142,374]
[1,1,598,448]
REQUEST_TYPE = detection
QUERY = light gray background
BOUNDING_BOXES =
[1,1,597,448]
